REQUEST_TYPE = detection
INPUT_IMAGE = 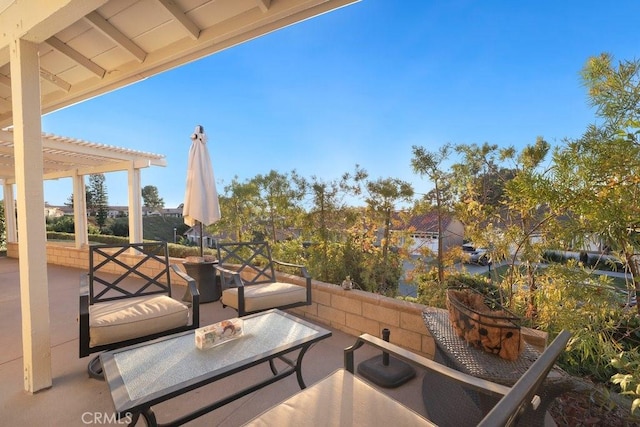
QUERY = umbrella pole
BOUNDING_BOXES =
[199,221,204,257]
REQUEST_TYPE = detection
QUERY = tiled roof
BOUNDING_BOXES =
[393,211,454,232]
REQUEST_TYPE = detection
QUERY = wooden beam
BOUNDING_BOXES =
[255,0,272,13]
[157,0,200,40]
[39,67,71,91]
[0,0,108,47]
[0,96,10,110]
[45,36,106,78]
[0,73,10,87]
[84,11,147,63]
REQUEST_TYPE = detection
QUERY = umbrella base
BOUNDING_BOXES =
[357,355,416,388]
[182,261,221,303]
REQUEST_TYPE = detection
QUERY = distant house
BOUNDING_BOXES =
[392,211,464,256]
[107,206,128,218]
[142,205,183,217]
[161,206,183,218]
[44,204,65,218]
[184,226,217,248]
[59,206,74,216]
[47,204,183,219]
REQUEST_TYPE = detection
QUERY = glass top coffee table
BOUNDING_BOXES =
[100,309,332,426]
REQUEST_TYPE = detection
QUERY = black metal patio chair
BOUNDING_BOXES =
[214,241,312,316]
[79,241,199,378]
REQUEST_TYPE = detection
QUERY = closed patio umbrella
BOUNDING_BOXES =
[183,125,221,257]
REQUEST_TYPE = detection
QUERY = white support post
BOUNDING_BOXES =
[72,172,88,248]
[128,164,143,244]
[3,182,17,242]
[10,37,52,392]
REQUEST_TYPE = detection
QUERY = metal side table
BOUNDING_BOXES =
[182,261,221,303]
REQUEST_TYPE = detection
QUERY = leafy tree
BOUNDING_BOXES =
[300,169,363,282]
[452,142,517,214]
[65,189,93,209]
[88,174,108,229]
[411,144,453,283]
[552,53,640,317]
[253,170,305,243]
[450,138,555,319]
[218,176,261,242]
[363,177,414,294]
[141,185,165,212]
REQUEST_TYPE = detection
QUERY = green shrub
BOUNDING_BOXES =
[105,218,129,237]
[166,243,215,259]
[46,216,75,233]
[46,231,75,241]
[271,239,308,266]
[415,278,447,308]
[542,250,565,264]
[45,232,215,259]
[611,349,640,415]
[532,264,625,381]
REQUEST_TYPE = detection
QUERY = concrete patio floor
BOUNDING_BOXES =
[0,256,429,426]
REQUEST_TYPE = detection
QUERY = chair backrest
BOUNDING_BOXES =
[88,242,172,304]
[216,241,277,285]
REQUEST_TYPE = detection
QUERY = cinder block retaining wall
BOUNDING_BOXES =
[7,242,545,357]
[281,272,435,358]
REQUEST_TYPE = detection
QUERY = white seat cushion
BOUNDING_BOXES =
[89,295,189,347]
[221,282,307,313]
[243,369,434,426]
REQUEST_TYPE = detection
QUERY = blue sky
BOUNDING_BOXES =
[40,1,640,208]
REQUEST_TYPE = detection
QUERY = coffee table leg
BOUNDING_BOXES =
[269,345,313,389]
[295,345,312,389]
[268,359,278,376]
[128,408,158,427]
[127,412,140,426]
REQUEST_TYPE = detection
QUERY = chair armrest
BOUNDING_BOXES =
[213,264,245,287]
[213,264,248,314]
[272,259,304,269]
[478,330,572,426]
[345,333,511,399]
[272,259,311,278]
[273,259,312,297]
[170,264,200,328]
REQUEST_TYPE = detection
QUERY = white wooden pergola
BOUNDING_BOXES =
[0,0,359,393]
[0,128,167,246]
